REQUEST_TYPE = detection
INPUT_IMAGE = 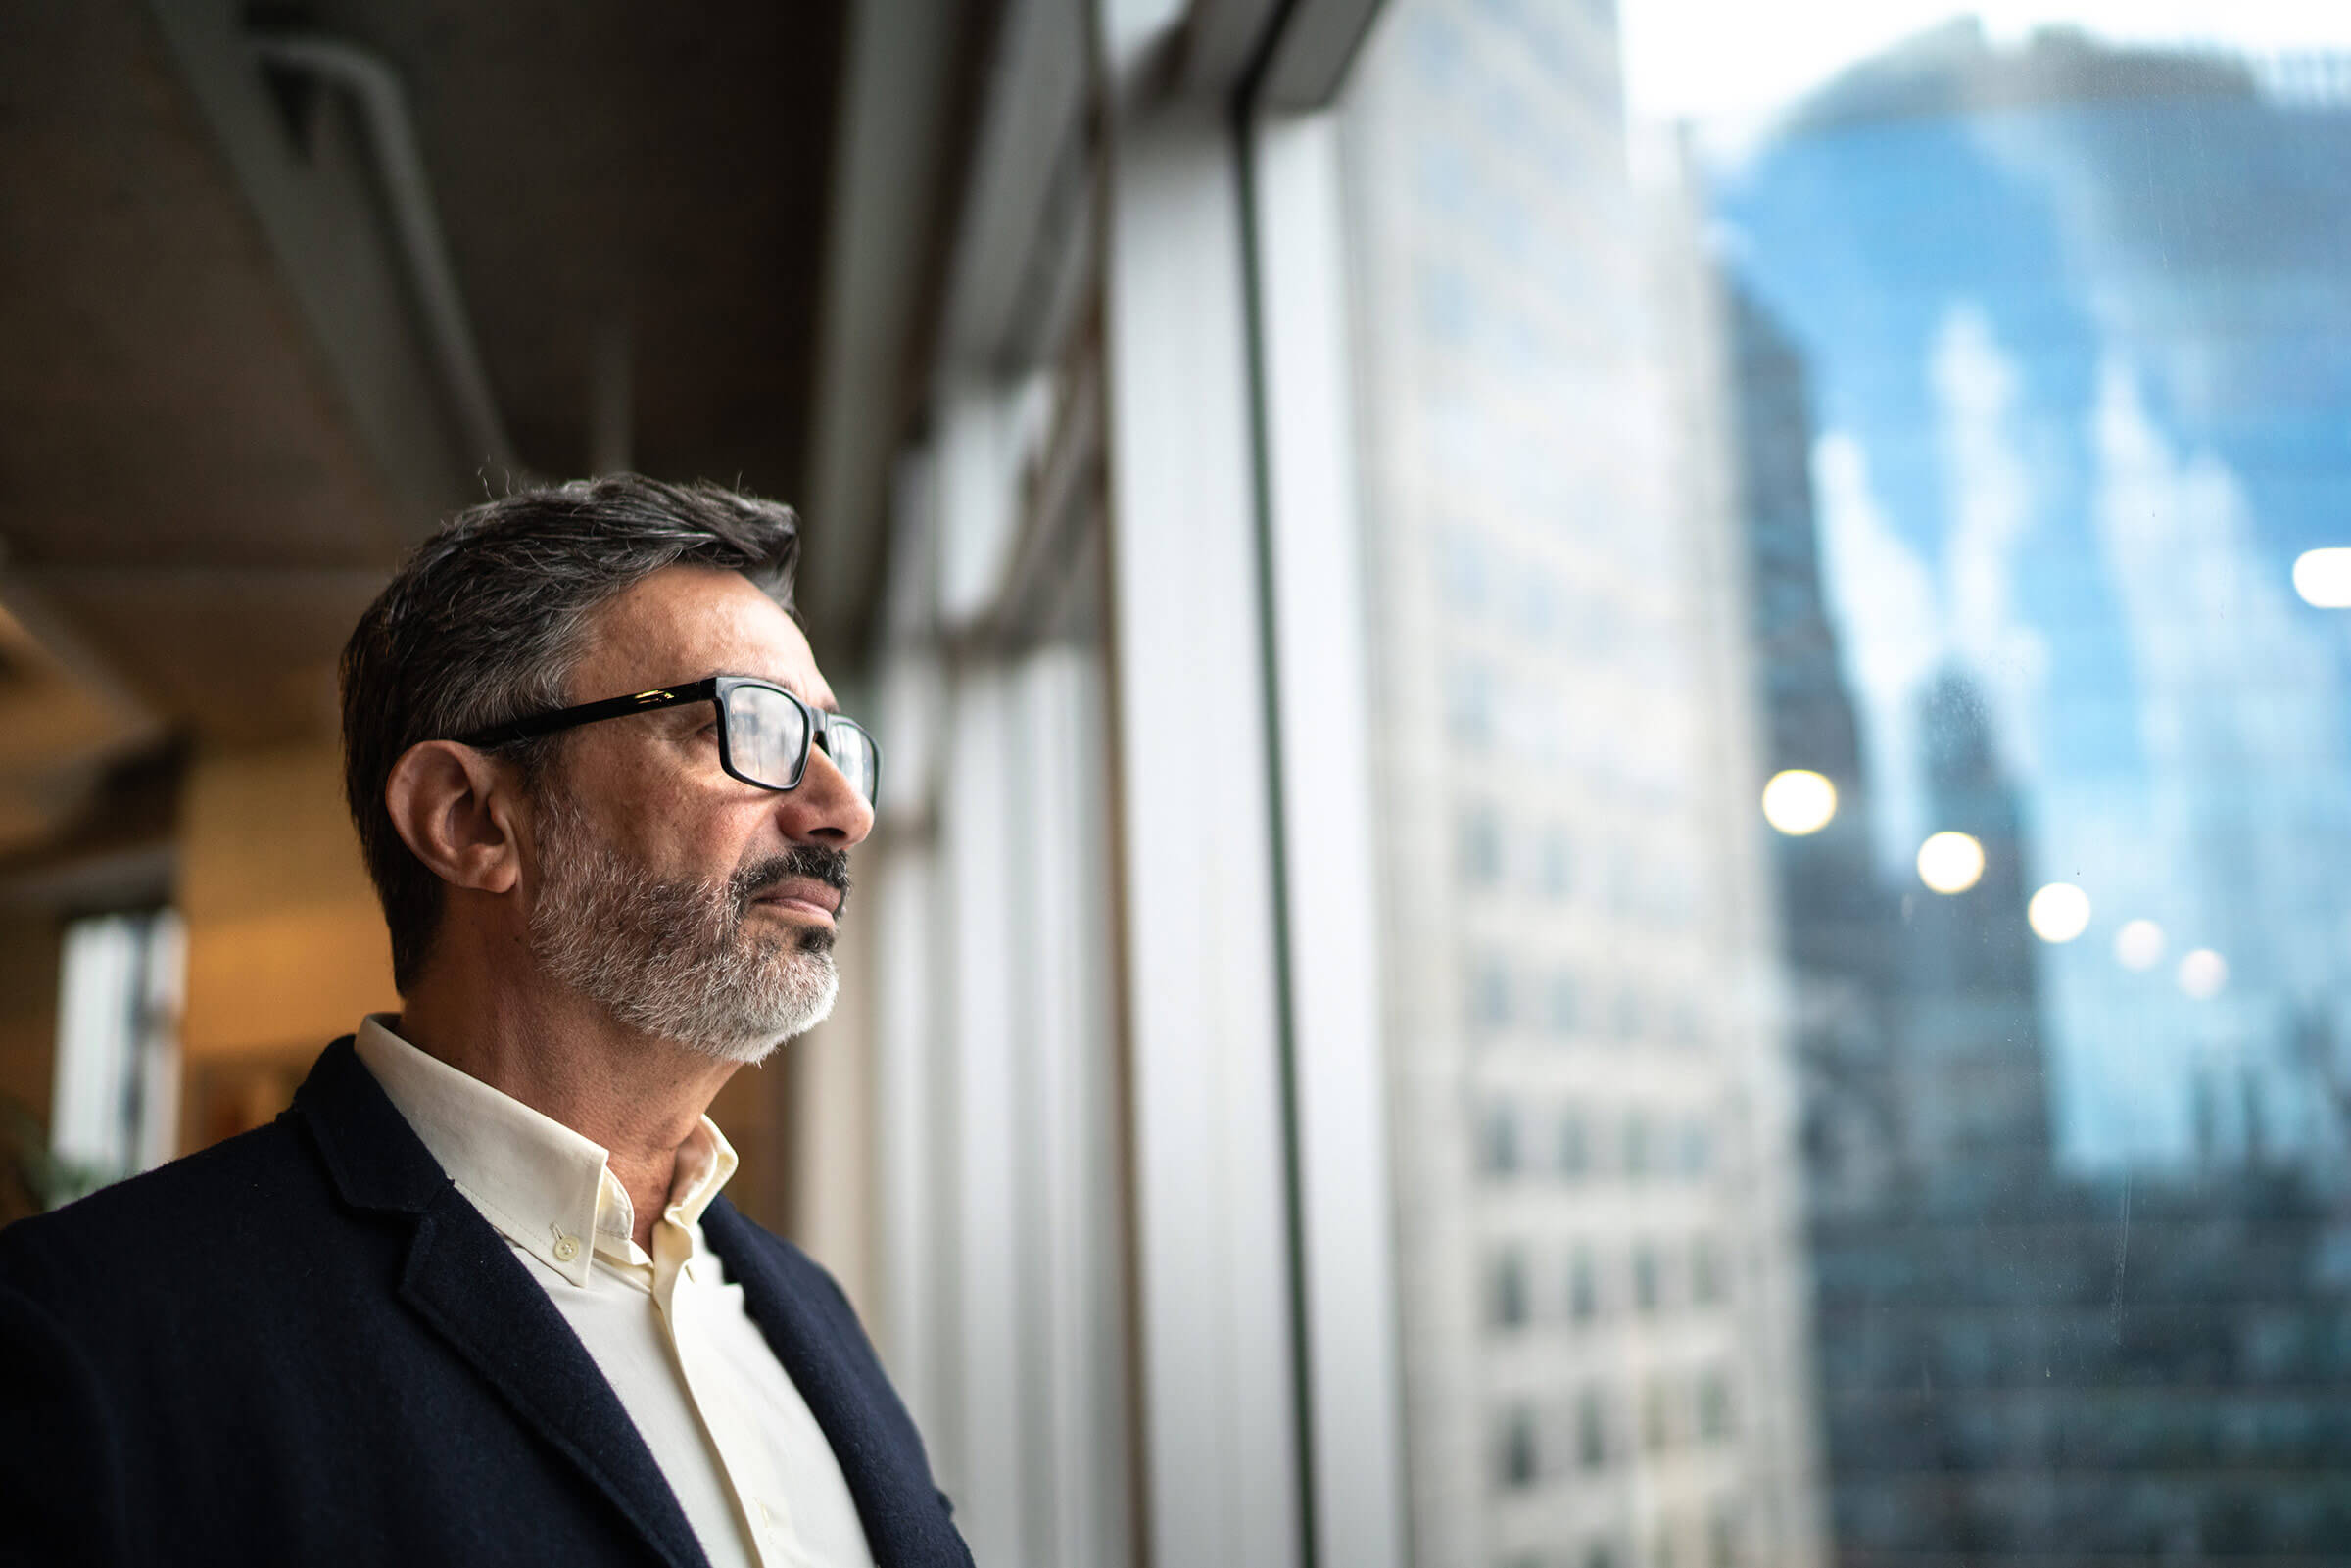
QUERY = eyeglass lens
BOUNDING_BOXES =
[723,684,879,802]
[820,720,881,804]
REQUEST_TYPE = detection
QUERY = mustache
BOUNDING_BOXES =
[729,844,853,918]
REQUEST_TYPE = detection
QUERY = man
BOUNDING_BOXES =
[0,477,972,1567]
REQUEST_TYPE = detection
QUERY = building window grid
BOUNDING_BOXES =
[1459,953,1723,1062]
[1474,1103,1725,1195]
[1355,13,1830,1563]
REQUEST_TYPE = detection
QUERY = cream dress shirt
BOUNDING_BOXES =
[354,1016,877,1568]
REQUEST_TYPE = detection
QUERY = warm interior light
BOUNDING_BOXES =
[2027,882,2090,943]
[2293,547,2351,608]
[1761,769,1838,835]
[2178,948,2229,1000]
[2114,919,2165,972]
[1915,831,1985,894]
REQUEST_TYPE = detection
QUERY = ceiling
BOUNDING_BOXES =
[0,0,975,879]
[291,0,845,490]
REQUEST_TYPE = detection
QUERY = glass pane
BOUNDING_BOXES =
[726,683,810,787]
[1335,4,2351,1565]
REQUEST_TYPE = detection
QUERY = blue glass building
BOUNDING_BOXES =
[1712,23,2351,1561]
[1718,21,2351,1179]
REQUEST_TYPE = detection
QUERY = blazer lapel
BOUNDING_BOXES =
[703,1202,969,1568]
[293,1039,710,1568]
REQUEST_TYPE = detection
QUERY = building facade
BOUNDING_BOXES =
[1337,4,1824,1565]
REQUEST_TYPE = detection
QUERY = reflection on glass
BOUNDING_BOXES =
[1914,829,1986,893]
[2291,546,2351,606]
[1760,768,1838,834]
[1698,10,2351,1563]
[1339,0,2351,1562]
[2178,945,2231,1000]
[2025,880,2091,942]
[2113,915,2167,970]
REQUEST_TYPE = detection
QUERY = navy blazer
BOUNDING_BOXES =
[0,1038,971,1568]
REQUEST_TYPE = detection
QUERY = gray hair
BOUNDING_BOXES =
[339,473,802,991]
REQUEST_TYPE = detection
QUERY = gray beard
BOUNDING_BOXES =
[526,790,840,1065]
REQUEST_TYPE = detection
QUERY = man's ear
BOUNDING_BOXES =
[384,740,525,895]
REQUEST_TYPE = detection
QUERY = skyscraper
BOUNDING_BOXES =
[1713,24,2351,1559]
[1337,4,1822,1564]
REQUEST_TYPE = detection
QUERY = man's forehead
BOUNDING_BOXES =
[570,565,831,704]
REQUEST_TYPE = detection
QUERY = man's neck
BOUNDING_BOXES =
[395,981,740,1254]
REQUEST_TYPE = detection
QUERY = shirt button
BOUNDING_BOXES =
[553,1235,581,1262]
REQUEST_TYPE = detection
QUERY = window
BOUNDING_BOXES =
[621,0,2351,1555]
[1609,988,1641,1041]
[1538,829,1574,902]
[1481,1105,1522,1176]
[1621,1113,1653,1180]
[1569,1244,1603,1321]
[1632,1242,1664,1313]
[1439,525,1490,611]
[1691,1236,1728,1307]
[1492,1247,1532,1328]
[1707,1508,1740,1568]
[1472,953,1514,1033]
[1558,1111,1591,1177]
[1447,659,1496,748]
[1462,805,1507,885]
[1500,1404,1540,1488]
[48,909,183,1201]
[1329,3,2351,1564]
[1676,1119,1711,1179]
[1697,1371,1735,1445]
[1640,1374,1673,1452]
[1576,1387,1610,1469]
[1546,971,1580,1037]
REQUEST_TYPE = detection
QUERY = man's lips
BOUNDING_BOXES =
[752,876,843,919]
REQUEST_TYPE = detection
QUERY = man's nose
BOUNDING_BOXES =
[780,744,876,846]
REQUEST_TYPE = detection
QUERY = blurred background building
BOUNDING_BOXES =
[1710,23,2351,1561]
[8,2,2351,1566]
[1335,5,1820,1567]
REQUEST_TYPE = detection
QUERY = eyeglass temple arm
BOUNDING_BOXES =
[453,678,721,748]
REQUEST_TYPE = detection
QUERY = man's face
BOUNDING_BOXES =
[520,565,876,1062]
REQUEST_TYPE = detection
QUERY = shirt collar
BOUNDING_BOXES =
[352,1014,739,1286]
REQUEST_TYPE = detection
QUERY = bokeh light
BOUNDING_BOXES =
[2113,919,2165,972]
[2292,546,2351,607]
[1760,769,1838,835]
[2178,948,2229,1000]
[1915,832,1985,894]
[2026,883,2091,943]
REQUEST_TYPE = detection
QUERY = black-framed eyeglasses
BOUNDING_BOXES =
[451,675,881,804]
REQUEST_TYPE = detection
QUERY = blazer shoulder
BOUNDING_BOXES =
[0,1115,323,1288]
